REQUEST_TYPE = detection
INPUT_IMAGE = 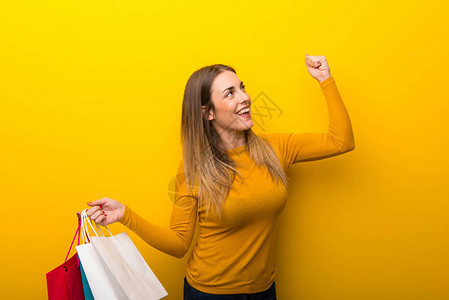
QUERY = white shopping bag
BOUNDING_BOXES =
[76,210,128,299]
[80,209,168,300]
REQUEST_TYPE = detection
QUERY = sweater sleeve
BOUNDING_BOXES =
[119,161,198,258]
[260,76,355,169]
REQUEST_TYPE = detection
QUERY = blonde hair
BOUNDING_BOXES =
[181,64,288,220]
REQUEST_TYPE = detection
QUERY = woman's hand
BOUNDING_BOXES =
[85,197,125,226]
[305,54,331,83]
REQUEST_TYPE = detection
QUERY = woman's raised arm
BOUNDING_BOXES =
[258,76,355,169]
[286,75,355,163]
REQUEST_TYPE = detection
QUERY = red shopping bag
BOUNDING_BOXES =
[46,217,85,300]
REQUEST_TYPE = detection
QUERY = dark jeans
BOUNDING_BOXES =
[183,277,277,300]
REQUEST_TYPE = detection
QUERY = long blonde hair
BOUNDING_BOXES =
[181,64,288,220]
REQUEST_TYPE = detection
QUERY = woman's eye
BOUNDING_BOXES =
[226,85,246,98]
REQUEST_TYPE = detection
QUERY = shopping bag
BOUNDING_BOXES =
[103,230,168,298]
[81,209,168,300]
[46,217,85,300]
[76,210,128,300]
[90,227,168,299]
[79,260,94,300]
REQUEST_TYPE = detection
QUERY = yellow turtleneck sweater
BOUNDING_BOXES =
[119,76,355,294]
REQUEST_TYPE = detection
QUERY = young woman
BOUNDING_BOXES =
[86,54,355,299]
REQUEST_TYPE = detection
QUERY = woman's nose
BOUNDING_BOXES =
[239,91,250,102]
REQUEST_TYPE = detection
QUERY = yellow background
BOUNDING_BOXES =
[1,0,448,299]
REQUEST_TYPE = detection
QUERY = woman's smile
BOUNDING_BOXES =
[236,106,251,118]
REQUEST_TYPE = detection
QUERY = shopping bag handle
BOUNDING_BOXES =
[81,208,113,237]
[65,216,81,262]
[79,209,113,243]
[79,210,88,245]
[80,209,98,243]
[94,219,113,237]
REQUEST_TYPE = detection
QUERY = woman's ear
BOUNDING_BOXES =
[201,105,214,121]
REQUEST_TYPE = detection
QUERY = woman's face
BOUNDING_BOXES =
[203,71,253,136]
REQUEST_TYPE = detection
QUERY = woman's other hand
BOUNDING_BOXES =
[305,54,331,83]
[85,197,125,226]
